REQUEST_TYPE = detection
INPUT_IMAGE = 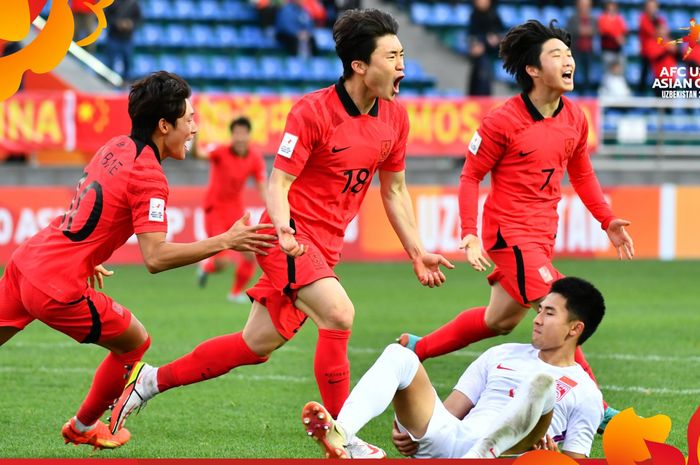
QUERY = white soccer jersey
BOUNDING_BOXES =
[454,343,603,456]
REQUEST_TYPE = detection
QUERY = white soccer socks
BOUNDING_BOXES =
[463,372,556,458]
[336,344,420,440]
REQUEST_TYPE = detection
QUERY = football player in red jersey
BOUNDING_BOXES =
[0,71,275,450]
[398,20,634,433]
[196,116,268,303]
[109,9,453,457]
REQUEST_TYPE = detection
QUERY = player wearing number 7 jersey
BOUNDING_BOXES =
[0,71,275,450]
[398,20,634,433]
[108,9,453,456]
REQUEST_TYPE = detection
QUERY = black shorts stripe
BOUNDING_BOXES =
[283,218,297,297]
[81,296,102,344]
[513,246,528,304]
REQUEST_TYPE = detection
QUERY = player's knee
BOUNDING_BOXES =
[319,301,355,330]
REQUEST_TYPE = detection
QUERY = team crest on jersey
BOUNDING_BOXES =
[277,132,298,158]
[149,198,165,222]
[468,131,482,155]
[565,138,575,157]
[555,376,578,401]
[379,140,392,161]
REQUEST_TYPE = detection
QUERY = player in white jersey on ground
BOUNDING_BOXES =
[301,276,604,459]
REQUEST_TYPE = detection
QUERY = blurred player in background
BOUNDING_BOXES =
[109,9,453,457]
[0,71,274,450]
[304,277,605,459]
[399,20,634,432]
[196,116,267,303]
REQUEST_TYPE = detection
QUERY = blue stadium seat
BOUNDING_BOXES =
[497,4,520,29]
[164,24,189,47]
[313,28,335,52]
[624,35,640,56]
[259,56,284,80]
[190,24,215,48]
[143,0,172,20]
[210,55,235,79]
[625,61,641,86]
[433,4,455,26]
[159,55,185,76]
[669,10,691,30]
[183,55,209,79]
[451,31,469,55]
[134,23,163,47]
[172,0,197,20]
[519,5,543,23]
[542,6,564,23]
[411,3,431,26]
[231,56,260,80]
[494,60,514,83]
[214,25,239,48]
[455,5,472,26]
[285,57,307,81]
[200,0,221,20]
[131,54,160,79]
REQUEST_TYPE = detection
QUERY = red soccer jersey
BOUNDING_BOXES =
[203,144,266,216]
[459,93,614,250]
[263,79,409,265]
[12,136,169,303]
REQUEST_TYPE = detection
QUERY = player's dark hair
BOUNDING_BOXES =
[229,116,252,133]
[129,71,191,142]
[333,9,399,79]
[500,20,571,92]
[550,277,605,345]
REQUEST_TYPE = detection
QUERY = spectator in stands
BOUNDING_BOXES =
[598,59,631,98]
[647,21,678,97]
[253,0,284,29]
[597,1,627,71]
[566,0,597,95]
[466,0,504,96]
[638,0,665,93]
[72,0,98,53]
[275,0,317,57]
[104,0,142,82]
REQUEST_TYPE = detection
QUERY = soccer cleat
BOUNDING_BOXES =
[598,406,619,434]
[62,418,131,450]
[301,401,349,459]
[197,267,208,288]
[227,292,249,304]
[109,361,153,435]
[346,436,387,459]
[396,333,422,353]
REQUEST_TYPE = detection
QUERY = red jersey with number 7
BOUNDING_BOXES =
[459,93,615,250]
[11,136,169,303]
[260,79,409,266]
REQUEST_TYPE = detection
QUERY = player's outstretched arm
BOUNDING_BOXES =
[605,218,634,260]
[267,168,306,257]
[379,170,454,288]
[459,234,492,272]
[136,219,276,274]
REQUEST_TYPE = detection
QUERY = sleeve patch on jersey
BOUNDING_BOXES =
[468,131,482,156]
[277,132,299,158]
[149,198,165,222]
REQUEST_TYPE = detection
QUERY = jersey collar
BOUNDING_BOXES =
[130,135,162,164]
[335,77,379,117]
[520,92,564,121]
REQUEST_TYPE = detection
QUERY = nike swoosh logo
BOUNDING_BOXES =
[328,379,346,384]
[331,146,351,153]
[496,363,515,371]
[519,150,536,157]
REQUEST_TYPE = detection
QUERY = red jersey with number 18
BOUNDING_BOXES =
[260,79,409,266]
[11,136,169,303]
[459,93,615,251]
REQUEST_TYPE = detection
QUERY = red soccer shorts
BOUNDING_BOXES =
[487,243,564,307]
[247,239,337,340]
[0,260,132,343]
[205,206,244,237]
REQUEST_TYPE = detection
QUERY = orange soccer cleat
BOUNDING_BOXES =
[62,417,131,450]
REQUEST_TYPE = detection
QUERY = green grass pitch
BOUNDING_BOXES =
[0,260,698,458]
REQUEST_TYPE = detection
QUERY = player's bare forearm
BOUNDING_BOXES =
[267,168,295,234]
[379,170,423,260]
[137,232,229,273]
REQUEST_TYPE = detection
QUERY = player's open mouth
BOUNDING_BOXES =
[562,70,573,83]
[184,140,193,152]
[393,75,404,94]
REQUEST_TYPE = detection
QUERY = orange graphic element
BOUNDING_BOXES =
[513,450,578,465]
[658,18,700,61]
[78,97,110,133]
[0,1,112,101]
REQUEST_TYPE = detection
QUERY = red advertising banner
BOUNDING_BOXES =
[0,93,600,157]
[0,184,689,266]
